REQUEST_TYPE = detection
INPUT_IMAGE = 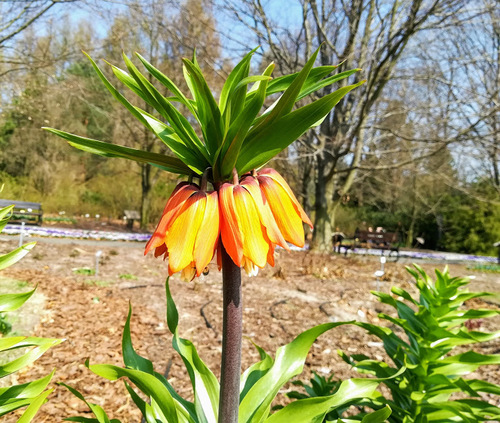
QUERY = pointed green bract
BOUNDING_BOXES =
[42,128,194,175]
[48,49,361,182]
[135,53,196,114]
[182,58,223,156]
[237,81,365,174]
[219,48,258,114]
[121,54,211,164]
[219,63,274,178]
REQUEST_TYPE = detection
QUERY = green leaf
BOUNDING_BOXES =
[65,419,121,423]
[0,372,55,417]
[138,115,206,174]
[361,405,392,422]
[239,322,354,423]
[84,52,208,171]
[0,398,32,418]
[0,337,62,378]
[166,279,219,423]
[264,378,381,423]
[430,351,500,376]
[153,372,197,422]
[264,65,337,96]
[0,242,36,271]
[165,278,179,334]
[123,382,157,423]
[43,128,193,175]
[237,81,364,174]
[0,370,54,401]
[0,205,14,221]
[219,48,257,115]
[256,48,320,129]
[240,341,274,402]
[0,205,13,232]
[60,383,114,423]
[82,52,153,130]
[87,363,179,422]
[17,388,53,423]
[182,58,223,155]
[121,304,154,374]
[0,289,35,312]
[296,68,361,101]
[120,54,211,165]
[219,63,274,178]
[135,53,196,114]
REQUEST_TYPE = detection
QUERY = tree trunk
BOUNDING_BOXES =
[312,156,334,252]
[140,162,152,229]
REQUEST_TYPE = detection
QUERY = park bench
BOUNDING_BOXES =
[333,230,400,260]
[124,209,141,229]
[0,199,43,225]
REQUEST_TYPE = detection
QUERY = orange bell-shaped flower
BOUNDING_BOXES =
[145,182,220,280]
[257,168,313,248]
[219,176,288,274]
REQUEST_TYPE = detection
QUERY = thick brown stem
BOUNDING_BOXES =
[218,245,242,423]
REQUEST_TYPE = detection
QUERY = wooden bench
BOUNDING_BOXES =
[0,199,43,225]
[333,230,400,260]
[124,210,141,229]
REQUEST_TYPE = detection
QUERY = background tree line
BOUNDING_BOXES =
[0,0,498,255]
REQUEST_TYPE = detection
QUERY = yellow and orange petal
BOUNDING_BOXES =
[145,182,220,280]
[257,168,313,248]
[239,176,289,251]
[144,182,198,255]
[219,182,275,272]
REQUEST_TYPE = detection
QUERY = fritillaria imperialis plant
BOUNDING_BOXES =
[44,49,396,422]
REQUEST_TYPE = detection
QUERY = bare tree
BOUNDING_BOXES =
[217,0,497,251]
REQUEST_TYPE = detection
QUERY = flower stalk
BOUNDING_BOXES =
[218,244,242,423]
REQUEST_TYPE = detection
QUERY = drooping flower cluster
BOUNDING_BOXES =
[144,168,312,280]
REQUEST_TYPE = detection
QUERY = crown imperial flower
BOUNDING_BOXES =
[144,181,220,281]
[146,168,312,279]
[256,168,313,248]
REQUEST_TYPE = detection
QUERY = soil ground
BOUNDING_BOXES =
[1,233,499,422]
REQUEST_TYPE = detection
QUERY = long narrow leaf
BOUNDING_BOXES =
[121,54,211,165]
[264,378,381,423]
[165,279,219,423]
[43,128,193,175]
[0,205,13,232]
[88,364,179,423]
[0,242,36,271]
[219,63,274,178]
[83,52,152,130]
[0,289,35,313]
[239,322,354,423]
[237,81,364,174]
[17,389,53,423]
[0,338,62,378]
[219,48,257,114]
[135,54,195,114]
[182,59,223,155]
[240,341,273,402]
[0,371,54,401]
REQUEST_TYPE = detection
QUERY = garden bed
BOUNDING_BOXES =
[1,239,499,422]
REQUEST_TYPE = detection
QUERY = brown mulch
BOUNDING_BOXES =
[1,238,499,422]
